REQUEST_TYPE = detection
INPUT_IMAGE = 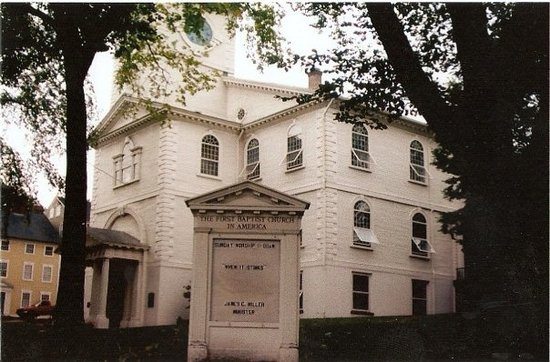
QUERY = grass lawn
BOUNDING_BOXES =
[2,313,547,361]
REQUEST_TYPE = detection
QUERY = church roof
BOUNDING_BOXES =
[86,227,148,251]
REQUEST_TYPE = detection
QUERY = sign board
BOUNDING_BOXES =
[211,239,280,322]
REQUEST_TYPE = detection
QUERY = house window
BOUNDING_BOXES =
[44,246,54,256]
[353,201,379,247]
[286,125,303,170]
[201,135,219,176]
[351,124,370,169]
[1,240,9,251]
[411,213,435,257]
[412,279,428,315]
[25,243,35,254]
[21,292,31,308]
[23,263,33,281]
[352,272,370,313]
[113,137,142,187]
[42,265,53,283]
[246,139,260,180]
[299,270,304,314]
[40,293,51,302]
[410,140,426,183]
[0,261,7,277]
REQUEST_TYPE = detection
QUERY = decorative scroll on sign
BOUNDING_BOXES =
[210,239,280,322]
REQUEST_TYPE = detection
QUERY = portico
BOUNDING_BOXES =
[85,228,148,329]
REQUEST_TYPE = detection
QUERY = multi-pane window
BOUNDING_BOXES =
[113,137,142,187]
[352,273,370,312]
[0,261,7,277]
[351,124,370,169]
[44,246,54,256]
[246,139,260,180]
[411,213,434,257]
[42,265,53,283]
[353,201,379,247]
[25,243,35,254]
[40,293,51,302]
[1,240,9,251]
[23,263,33,281]
[21,292,31,308]
[410,140,426,183]
[286,124,303,170]
[412,279,428,315]
[201,135,219,176]
[299,270,304,314]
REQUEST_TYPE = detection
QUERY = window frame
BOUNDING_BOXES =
[410,212,435,258]
[0,260,8,278]
[412,279,429,316]
[40,292,51,302]
[351,272,372,315]
[42,264,53,283]
[21,291,32,308]
[113,137,142,188]
[200,134,220,177]
[22,262,34,281]
[44,246,54,256]
[1,239,9,251]
[351,124,371,170]
[352,201,379,248]
[409,140,427,184]
[245,138,260,180]
[25,243,35,255]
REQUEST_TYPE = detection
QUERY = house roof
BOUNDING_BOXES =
[1,211,59,244]
[86,227,148,251]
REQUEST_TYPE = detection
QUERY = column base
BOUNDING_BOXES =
[279,343,298,362]
[94,315,110,329]
[187,340,208,362]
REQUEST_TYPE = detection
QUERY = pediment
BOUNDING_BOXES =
[186,181,310,213]
[92,96,150,142]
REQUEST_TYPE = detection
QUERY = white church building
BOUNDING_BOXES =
[85,14,463,328]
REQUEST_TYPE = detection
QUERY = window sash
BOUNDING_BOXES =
[42,266,52,282]
[353,227,380,246]
[21,292,31,308]
[411,237,435,254]
[1,240,9,251]
[351,148,370,169]
[44,246,54,256]
[245,161,260,180]
[25,244,35,254]
[0,262,7,277]
[23,264,33,280]
[286,149,303,169]
[201,159,218,176]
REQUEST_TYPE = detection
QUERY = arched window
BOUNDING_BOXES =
[353,201,379,247]
[410,140,426,183]
[201,135,219,176]
[246,139,260,180]
[351,124,370,169]
[286,124,303,170]
[411,212,434,256]
[113,137,142,187]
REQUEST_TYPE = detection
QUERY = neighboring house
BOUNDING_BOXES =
[0,210,60,316]
[86,13,464,328]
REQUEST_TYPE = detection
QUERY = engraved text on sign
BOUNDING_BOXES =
[211,239,280,322]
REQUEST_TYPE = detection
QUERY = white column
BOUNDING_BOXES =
[95,258,110,329]
[187,230,210,362]
[279,234,299,362]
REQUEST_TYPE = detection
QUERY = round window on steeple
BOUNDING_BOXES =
[237,108,246,120]
[185,18,213,46]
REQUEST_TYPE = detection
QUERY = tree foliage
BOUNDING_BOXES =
[0,2,284,327]
[293,3,548,323]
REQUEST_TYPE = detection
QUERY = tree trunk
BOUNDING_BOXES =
[54,43,95,327]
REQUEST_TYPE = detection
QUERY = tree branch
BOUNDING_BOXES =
[366,3,453,127]
[20,3,56,28]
